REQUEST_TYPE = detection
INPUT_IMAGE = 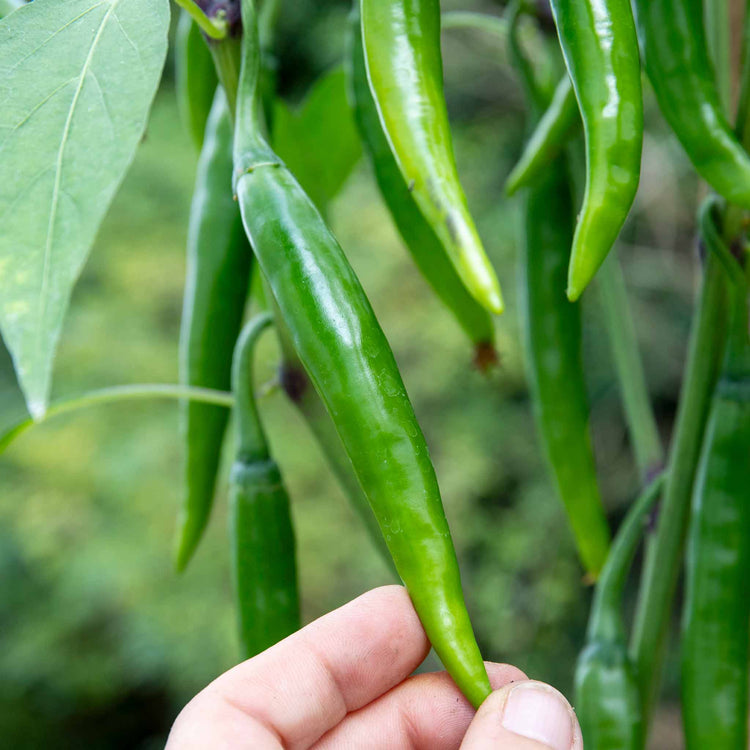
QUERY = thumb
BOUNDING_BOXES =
[460,680,583,750]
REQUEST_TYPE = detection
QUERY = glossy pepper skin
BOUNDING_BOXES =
[548,0,643,301]
[229,313,300,659]
[175,10,218,151]
[505,75,577,196]
[511,10,610,577]
[233,0,491,709]
[360,0,503,315]
[633,0,750,209]
[346,7,496,368]
[681,202,750,750]
[175,89,253,572]
[574,475,663,749]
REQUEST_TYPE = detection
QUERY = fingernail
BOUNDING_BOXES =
[501,682,574,750]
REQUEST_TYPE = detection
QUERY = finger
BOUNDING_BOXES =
[166,585,430,750]
[460,680,583,750]
[313,662,527,749]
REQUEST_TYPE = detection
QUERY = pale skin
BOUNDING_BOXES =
[167,586,584,750]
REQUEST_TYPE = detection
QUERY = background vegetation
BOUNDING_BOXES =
[0,1,700,746]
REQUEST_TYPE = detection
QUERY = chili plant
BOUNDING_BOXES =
[0,0,748,746]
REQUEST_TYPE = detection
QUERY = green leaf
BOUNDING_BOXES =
[272,67,362,214]
[0,0,170,418]
[0,332,28,433]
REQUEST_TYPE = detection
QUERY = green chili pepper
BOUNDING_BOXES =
[681,199,750,750]
[548,0,643,301]
[346,7,496,368]
[505,74,578,196]
[575,474,664,749]
[633,0,750,209]
[175,10,218,152]
[229,312,300,659]
[360,0,503,315]
[233,0,491,709]
[510,7,610,578]
[174,89,253,572]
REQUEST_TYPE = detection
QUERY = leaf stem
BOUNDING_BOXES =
[172,0,226,39]
[629,251,729,723]
[596,254,664,482]
[0,384,233,454]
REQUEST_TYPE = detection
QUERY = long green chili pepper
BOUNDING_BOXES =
[548,0,643,301]
[575,474,664,749]
[233,0,491,709]
[229,312,300,659]
[175,10,218,152]
[681,200,750,750]
[505,74,578,196]
[346,7,496,368]
[631,240,730,722]
[511,8,611,578]
[632,0,750,209]
[360,0,503,316]
[174,89,253,572]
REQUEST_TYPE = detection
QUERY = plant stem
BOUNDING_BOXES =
[588,472,665,643]
[209,36,243,117]
[629,251,729,723]
[0,384,233,454]
[597,255,664,482]
[441,11,508,47]
[258,0,282,47]
[705,0,731,115]
[735,1,750,145]
[173,0,226,39]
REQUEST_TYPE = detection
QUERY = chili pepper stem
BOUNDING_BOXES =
[596,255,664,482]
[173,0,227,40]
[209,36,243,118]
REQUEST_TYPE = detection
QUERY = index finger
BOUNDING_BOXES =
[167,585,431,749]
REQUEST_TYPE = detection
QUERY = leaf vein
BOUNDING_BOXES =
[37,0,121,365]
[7,1,109,74]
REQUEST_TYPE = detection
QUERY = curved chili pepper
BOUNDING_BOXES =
[574,474,663,749]
[681,199,750,750]
[548,0,643,301]
[233,0,491,709]
[229,312,300,659]
[510,8,610,578]
[175,10,218,152]
[346,7,496,368]
[174,89,253,572]
[360,0,503,315]
[505,74,577,196]
[632,0,750,209]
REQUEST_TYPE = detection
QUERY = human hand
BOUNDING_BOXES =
[167,585,583,749]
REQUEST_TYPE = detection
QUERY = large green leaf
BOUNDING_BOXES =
[272,67,362,214]
[0,0,170,418]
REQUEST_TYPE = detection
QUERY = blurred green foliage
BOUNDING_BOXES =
[0,1,700,747]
